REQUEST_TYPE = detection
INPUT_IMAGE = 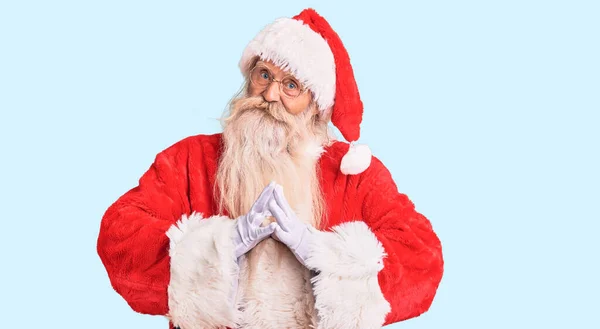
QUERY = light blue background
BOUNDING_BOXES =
[1,1,598,328]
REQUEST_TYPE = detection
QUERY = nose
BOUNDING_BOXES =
[262,80,281,103]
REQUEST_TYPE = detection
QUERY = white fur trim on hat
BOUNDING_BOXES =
[239,17,336,111]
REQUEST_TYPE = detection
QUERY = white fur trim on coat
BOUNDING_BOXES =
[306,221,391,329]
[165,213,240,329]
[239,17,336,111]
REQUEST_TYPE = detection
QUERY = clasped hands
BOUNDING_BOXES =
[233,181,313,267]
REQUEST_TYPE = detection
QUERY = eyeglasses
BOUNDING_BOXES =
[249,63,307,99]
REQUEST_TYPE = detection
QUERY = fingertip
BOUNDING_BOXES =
[272,186,282,199]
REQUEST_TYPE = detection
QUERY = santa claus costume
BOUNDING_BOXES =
[97,8,444,329]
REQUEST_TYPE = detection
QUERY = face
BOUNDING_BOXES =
[248,60,313,115]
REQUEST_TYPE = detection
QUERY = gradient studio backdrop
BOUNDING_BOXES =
[1,1,598,328]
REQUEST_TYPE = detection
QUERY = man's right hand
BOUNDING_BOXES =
[232,181,278,258]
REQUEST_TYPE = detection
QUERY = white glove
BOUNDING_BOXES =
[232,181,278,259]
[268,184,315,268]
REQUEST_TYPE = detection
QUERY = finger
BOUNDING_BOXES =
[273,185,294,219]
[271,229,281,242]
[250,181,276,213]
[268,199,291,232]
[251,211,271,227]
[273,225,289,243]
[254,181,276,212]
[257,222,278,239]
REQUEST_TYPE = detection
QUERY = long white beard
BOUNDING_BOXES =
[216,96,328,227]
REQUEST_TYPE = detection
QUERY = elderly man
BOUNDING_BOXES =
[97,8,444,329]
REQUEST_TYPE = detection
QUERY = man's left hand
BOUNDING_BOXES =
[268,184,314,268]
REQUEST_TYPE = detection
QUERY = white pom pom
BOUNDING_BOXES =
[340,142,372,175]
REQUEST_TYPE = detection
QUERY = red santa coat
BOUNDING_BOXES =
[97,133,444,329]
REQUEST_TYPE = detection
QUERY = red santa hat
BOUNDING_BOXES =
[239,8,372,175]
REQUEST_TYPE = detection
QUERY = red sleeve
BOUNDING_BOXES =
[359,157,444,324]
[96,139,191,315]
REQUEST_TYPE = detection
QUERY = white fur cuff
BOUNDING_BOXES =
[166,213,239,329]
[306,221,391,329]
